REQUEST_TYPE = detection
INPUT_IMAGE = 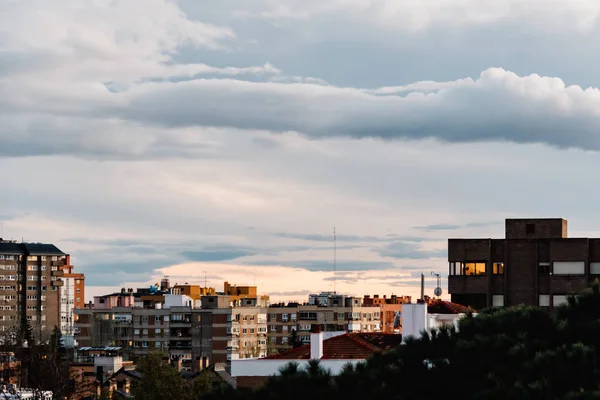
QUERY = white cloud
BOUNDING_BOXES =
[107,68,600,152]
[233,0,600,33]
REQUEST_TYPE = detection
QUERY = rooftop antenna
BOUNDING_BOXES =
[431,271,443,298]
[204,271,207,289]
[333,225,336,295]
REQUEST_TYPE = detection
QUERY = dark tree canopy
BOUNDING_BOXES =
[207,283,600,400]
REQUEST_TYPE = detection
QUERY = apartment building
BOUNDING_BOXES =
[75,284,268,370]
[448,218,600,309]
[0,240,75,341]
[363,294,411,334]
[59,261,85,347]
[266,293,382,355]
[224,281,269,307]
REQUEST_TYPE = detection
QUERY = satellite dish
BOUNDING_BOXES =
[434,287,443,297]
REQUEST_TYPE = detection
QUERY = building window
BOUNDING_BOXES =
[492,295,504,307]
[270,337,276,343]
[155,328,161,334]
[539,262,550,274]
[76,288,81,293]
[450,262,486,276]
[250,328,255,334]
[526,223,535,235]
[539,295,550,307]
[553,295,569,307]
[270,325,276,332]
[75,279,81,284]
[242,328,247,334]
[591,262,600,275]
[492,263,504,275]
[553,261,584,276]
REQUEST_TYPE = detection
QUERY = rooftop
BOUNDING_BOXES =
[263,333,403,360]
[427,299,473,314]
[0,242,64,255]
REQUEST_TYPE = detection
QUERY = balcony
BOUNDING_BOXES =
[169,341,192,349]
[51,270,64,277]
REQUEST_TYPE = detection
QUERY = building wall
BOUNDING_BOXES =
[266,305,381,355]
[448,218,600,309]
[232,358,362,380]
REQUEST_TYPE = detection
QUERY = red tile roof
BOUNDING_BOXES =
[427,299,473,314]
[263,333,403,360]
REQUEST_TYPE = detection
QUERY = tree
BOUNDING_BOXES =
[213,282,600,400]
[289,329,302,349]
[131,352,188,400]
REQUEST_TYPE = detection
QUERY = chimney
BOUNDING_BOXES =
[310,325,323,360]
[121,288,126,294]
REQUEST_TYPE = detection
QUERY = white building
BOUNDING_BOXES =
[401,300,475,343]
[231,330,403,389]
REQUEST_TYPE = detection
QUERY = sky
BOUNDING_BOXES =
[3,0,600,303]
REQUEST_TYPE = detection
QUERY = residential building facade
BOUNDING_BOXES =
[448,218,600,309]
[59,261,85,347]
[75,285,267,370]
[0,240,75,341]
[363,294,411,334]
[266,293,383,355]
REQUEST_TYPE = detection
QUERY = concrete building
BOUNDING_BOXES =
[232,328,404,389]
[224,281,269,307]
[266,294,382,355]
[75,284,268,371]
[448,218,600,309]
[59,261,85,347]
[0,240,79,341]
[363,294,411,334]
[401,300,473,343]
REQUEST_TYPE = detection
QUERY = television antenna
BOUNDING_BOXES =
[333,226,336,294]
[431,271,442,298]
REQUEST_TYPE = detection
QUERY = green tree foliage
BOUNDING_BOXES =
[207,282,600,400]
[131,352,218,400]
[289,329,302,349]
[131,352,189,400]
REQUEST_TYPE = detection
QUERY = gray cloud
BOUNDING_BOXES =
[378,241,446,260]
[414,221,498,231]
[245,260,397,272]
[181,250,257,262]
[269,290,313,297]
[94,69,600,154]
[273,232,433,243]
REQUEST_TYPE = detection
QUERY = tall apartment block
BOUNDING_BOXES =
[0,240,83,341]
[448,218,600,309]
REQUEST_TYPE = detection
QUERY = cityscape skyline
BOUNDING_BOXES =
[4,1,600,304]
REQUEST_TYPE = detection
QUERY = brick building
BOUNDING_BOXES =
[448,218,600,309]
[363,294,411,334]
[0,240,79,341]
[267,293,383,355]
[75,283,266,370]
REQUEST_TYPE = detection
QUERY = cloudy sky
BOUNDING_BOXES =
[2,0,600,303]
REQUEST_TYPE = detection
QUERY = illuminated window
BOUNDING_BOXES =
[464,262,486,276]
[493,263,504,275]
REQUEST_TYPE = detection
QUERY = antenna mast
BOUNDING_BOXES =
[333,225,336,294]
[204,271,207,288]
